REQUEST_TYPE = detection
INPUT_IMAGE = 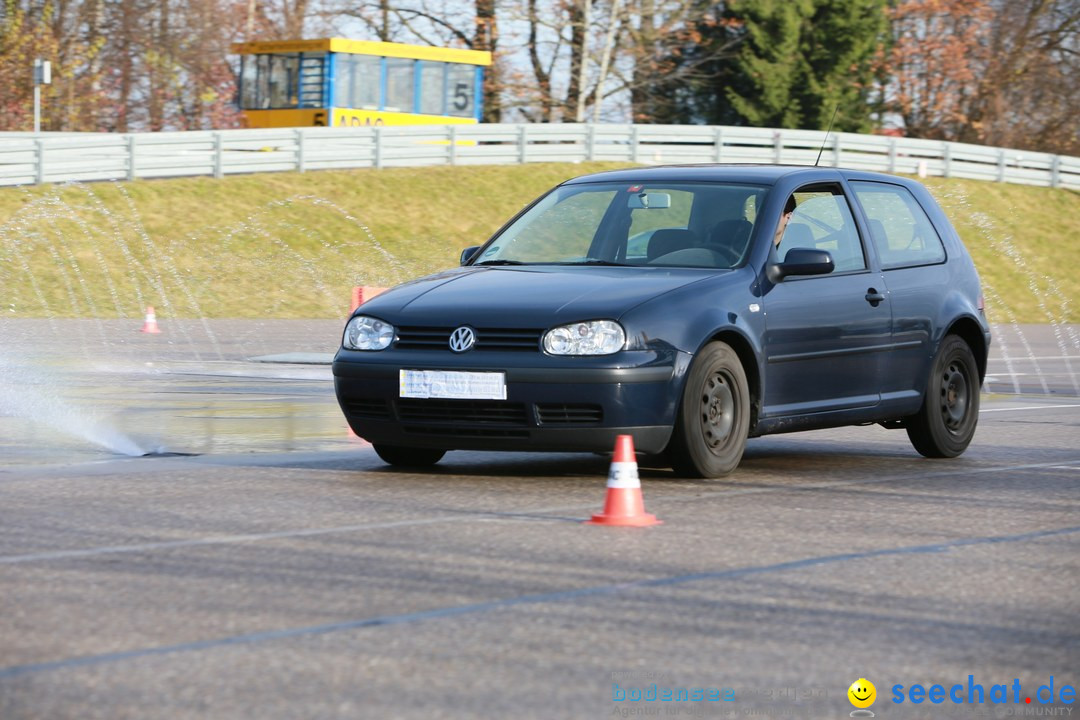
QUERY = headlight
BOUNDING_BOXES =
[343,315,395,351]
[543,320,625,355]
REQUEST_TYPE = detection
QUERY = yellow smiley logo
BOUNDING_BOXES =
[848,678,876,709]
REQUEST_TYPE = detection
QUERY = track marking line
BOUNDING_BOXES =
[980,404,1080,413]
[1,524,1077,680]
[989,355,1080,362]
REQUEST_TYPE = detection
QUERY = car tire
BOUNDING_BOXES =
[373,444,446,467]
[669,341,750,478]
[906,334,980,458]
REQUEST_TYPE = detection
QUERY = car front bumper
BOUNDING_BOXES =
[332,348,687,454]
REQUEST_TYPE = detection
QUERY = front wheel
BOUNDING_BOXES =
[906,335,980,458]
[668,341,750,478]
[373,444,446,467]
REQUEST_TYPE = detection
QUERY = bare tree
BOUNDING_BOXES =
[502,0,617,122]
[475,0,501,121]
[968,0,1080,154]
[885,0,1079,154]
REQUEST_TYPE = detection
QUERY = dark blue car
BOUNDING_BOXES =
[333,165,990,477]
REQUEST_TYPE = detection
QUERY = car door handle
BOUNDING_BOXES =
[865,288,886,307]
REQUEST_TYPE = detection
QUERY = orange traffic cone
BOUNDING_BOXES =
[586,435,661,527]
[140,306,161,334]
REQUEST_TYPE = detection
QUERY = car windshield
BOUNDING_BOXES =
[472,181,767,269]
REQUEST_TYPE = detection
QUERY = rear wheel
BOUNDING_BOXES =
[373,444,446,467]
[668,341,750,478]
[906,335,980,458]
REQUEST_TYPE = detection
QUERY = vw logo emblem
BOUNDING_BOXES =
[448,326,476,353]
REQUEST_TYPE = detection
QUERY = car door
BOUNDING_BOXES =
[762,184,893,417]
[850,179,950,407]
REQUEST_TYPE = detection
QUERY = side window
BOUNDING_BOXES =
[778,187,866,272]
[419,61,446,115]
[333,55,355,109]
[352,55,380,109]
[240,56,258,109]
[385,58,415,112]
[851,181,946,269]
[267,54,300,108]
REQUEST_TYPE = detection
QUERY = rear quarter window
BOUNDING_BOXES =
[851,181,946,269]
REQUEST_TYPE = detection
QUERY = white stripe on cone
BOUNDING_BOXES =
[607,461,641,489]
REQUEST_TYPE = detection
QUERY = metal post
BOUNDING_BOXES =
[1050,155,1061,189]
[32,58,51,133]
[586,123,596,162]
[127,135,137,181]
[295,128,306,173]
[832,134,841,168]
[449,125,458,166]
[213,132,224,179]
[888,139,897,174]
[714,127,723,163]
[773,130,782,164]
[518,124,528,164]
[997,148,1007,182]
[35,138,45,184]
[631,125,640,164]
[374,126,383,169]
[943,143,952,178]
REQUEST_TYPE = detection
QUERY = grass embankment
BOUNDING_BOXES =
[0,163,1075,322]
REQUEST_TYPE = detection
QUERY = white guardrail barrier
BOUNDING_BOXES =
[0,123,1077,189]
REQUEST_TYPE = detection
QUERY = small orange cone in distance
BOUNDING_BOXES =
[350,286,388,313]
[586,434,661,527]
[140,306,161,334]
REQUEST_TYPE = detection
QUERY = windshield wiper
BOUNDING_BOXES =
[475,259,526,266]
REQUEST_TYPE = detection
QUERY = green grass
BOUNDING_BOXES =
[0,164,1075,322]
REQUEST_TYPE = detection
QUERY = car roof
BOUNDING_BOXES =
[561,164,912,188]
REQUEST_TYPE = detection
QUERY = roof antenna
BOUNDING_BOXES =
[815,105,840,167]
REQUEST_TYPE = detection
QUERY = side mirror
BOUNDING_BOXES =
[460,246,481,265]
[770,248,834,282]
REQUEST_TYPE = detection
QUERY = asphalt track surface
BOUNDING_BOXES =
[1,320,1077,720]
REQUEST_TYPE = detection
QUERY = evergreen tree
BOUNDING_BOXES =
[797,0,890,131]
[726,0,811,128]
[664,0,888,131]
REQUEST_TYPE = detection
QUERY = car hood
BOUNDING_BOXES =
[362,266,724,326]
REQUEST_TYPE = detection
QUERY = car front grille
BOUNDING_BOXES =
[344,398,604,438]
[396,398,531,439]
[395,326,543,352]
[536,403,604,425]
[402,425,531,439]
[396,399,530,425]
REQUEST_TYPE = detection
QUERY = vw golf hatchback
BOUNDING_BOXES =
[334,166,990,478]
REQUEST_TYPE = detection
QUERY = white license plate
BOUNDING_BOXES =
[399,369,507,400]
